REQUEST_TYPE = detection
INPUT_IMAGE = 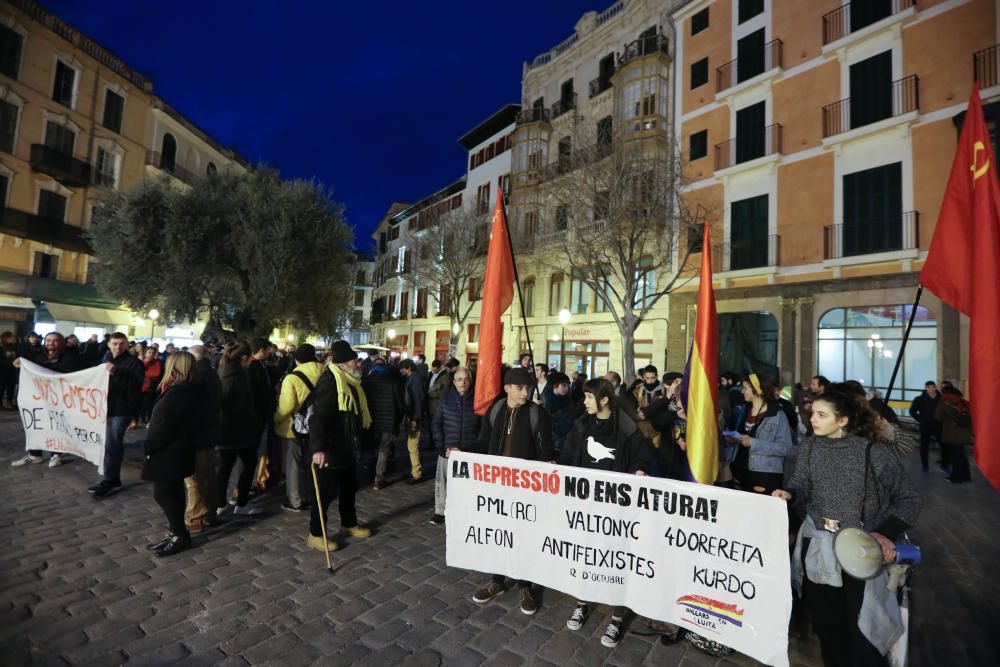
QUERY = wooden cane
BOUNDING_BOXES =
[310,462,333,573]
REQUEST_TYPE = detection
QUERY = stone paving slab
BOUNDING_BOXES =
[0,411,998,665]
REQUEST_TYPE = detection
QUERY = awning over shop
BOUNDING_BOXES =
[44,302,134,326]
[0,295,36,310]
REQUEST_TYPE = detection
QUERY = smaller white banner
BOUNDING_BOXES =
[17,359,109,472]
[446,452,792,667]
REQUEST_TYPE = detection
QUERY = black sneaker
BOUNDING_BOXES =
[154,534,191,558]
[566,603,589,631]
[472,581,506,604]
[428,514,445,525]
[601,619,624,647]
[282,501,307,512]
[92,481,122,499]
[519,587,538,615]
[87,482,102,493]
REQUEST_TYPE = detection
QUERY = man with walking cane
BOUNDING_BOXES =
[307,340,373,556]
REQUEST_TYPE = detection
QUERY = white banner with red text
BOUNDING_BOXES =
[445,452,791,667]
[17,359,109,473]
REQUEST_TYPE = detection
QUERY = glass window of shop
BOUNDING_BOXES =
[817,305,937,401]
[547,340,610,378]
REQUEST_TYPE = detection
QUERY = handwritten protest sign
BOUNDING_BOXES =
[446,452,792,667]
[17,359,109,473]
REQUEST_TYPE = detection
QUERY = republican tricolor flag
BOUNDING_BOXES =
[920,84,1000,492]
[681,224,719,485]
[474,193,516,415]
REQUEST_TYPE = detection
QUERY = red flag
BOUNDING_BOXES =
[474,194,516,415]
[920,84,1000,492]
[684,224,719,484]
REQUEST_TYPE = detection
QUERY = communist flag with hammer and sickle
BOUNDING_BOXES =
[921,84,1000,492]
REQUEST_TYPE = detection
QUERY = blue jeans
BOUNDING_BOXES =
[102,415,132,483]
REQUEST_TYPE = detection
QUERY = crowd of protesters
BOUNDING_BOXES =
[3,329,941,664]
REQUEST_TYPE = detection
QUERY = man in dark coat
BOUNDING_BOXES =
[90,332,145,498]
[183,345,222,532]
[909,381,941,472]
[470,367,554,616]
[308,341,373,553]
[362,357,403,491]
[399,358,428,483]
[429,366,479,524]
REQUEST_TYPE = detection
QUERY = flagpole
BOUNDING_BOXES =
[883,284,923,405]
[499,193,537,390]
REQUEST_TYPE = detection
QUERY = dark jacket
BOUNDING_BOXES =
[362,364,403,436]
[427,369,452,415]
[560,410,651,474]
[431,388,481,457]
[141,382,198,482]
[247,359,276,426]
[218,363,258,449]
[643,396,687,479]
[909,391,941,430]
[403,371,428,422]
[29,350,80,373]
[935,396,972,446]
[106,353,144,417]
[309,368,365,470]
[193,358,222,450]
[475,400,554,462]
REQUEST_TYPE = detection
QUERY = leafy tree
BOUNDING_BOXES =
[88,168,355,340]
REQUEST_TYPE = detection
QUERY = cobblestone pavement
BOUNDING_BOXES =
[0,410,997,666]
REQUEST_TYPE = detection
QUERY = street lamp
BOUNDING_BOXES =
[558,309,571,373]
[387,328,396,349]
[148,309,159,341]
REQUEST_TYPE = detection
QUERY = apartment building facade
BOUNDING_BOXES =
[0,0,245,342]
[668,0,993,398]
[344,251,374,347]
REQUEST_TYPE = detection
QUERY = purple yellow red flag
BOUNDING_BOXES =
[681,224,719,484]
[920,84,1000,492]
[474,194,516,415]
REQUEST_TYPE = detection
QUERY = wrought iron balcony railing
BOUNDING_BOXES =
[974,44,1000,89]
[29,144,91,187]
[619,33,669,67]
[714,124,783,171]
[0,206,90,253]
[716,39,783,92]
[551,93,577,119]
[589,76,613,98]
[713,235,780,272]
[823,212,919,259]
[822,75,919,138]
[516,107,551,126]
[822,0,915,46]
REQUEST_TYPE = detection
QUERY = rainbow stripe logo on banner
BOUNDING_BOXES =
[676,594,745,627]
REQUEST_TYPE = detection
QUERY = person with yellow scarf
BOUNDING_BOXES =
[307,340,373,552]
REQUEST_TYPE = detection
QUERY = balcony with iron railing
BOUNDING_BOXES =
[0,207,90,253]
[146,152,198,185]
[716,40,783,94]
[589,75,613,99]
[822,75,919,139]
[712,235,780,273]
[29,144,91,188]
[551,93,578,119]
[619,33,670,68]
[974,44,1000,89]
[824,212,919,260]
[714,124,783,172]
[822,0,916,46]
[516,107,552,126]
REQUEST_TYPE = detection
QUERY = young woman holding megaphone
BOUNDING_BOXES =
[772,386,921,667]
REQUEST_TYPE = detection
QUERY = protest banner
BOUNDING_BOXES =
[17,359,109,473]
[446,451,792,667]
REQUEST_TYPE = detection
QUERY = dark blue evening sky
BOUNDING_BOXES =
[44,0,600,249]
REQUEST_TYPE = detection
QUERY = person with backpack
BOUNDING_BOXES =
[470,367,554,616]
[274,344,324,512]
[935,386,973,483]
[363,357,404,491]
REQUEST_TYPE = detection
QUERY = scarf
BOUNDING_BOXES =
[327,363,372,429]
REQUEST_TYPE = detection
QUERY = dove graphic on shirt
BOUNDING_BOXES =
[587,436,615,463]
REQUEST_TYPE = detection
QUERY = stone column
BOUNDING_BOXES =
[940,301,961,383]
[798,297,815,382]
[779,297,797,387]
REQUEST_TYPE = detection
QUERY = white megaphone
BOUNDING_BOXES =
[834,527,921,580]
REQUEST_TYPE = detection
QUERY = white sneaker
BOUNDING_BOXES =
[11,454,44,467]
[48,454,65,468]
[233,504,262,516]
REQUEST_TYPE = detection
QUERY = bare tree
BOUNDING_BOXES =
[513,128,715,376]
[404,206,489,356]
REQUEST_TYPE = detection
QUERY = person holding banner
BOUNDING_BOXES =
[558,378,651,647]
[728,373,793,496]
[471,366,554,615]
[90,332,145,499]
[143,351,200,557]
[429,366,480,525]
[773,387,920,667]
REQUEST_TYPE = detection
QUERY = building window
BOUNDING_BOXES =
[593,190,609,222]
[476,182,491,214]
[736,28,766,84]
[738,0,764,24]
[818,305,937,401]
[691,8,709,35]
[45,121,75,155]
[0,99,17,153]
[557,136,572,172]
[735,100,765,163]
[730,194,769,269]
[523,278,535,316]
[549,273,564,315]
[95,147,117,187]
[849,51,893,130]
[38,190,67,221]
[207,162,218,175]
[691,58,709,89]
[467,323,479,343]
[33,252,60,279]
[620,63,668,132]
[597,116,613,151]
[0,173,8,208]
[102,90,125,134]
[416,288,428,317]
[52,61,77,108]
[160,133,177,171]
[842,162,902,256]
[634,258,655,309]
[689,129,707,160]
[388,293,397,317]
[555,205,569,231]
[400,290,409,316]
[354,289,365,307]
[0,25,23,79]
[390,224,400,240]
[570,273,591,314]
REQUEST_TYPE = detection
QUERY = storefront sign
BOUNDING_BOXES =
[17,360,109,473]
[446,453,792,667]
